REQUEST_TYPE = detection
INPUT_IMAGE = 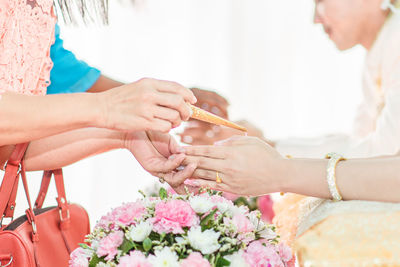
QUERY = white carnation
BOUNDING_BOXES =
[128,221,153,242]
[225,251,250,267]
[189,196,214,213]
[187,227,221,254]
[150,247,180,267]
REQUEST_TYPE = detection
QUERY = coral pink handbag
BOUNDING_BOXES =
[0,144,90,267]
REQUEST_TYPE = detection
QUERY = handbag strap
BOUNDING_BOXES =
[34,169,67,209]
[0,143,29,219]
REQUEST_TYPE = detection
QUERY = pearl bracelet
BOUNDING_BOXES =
[325,152,346,201]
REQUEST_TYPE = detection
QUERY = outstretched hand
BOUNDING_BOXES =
[124,131,197,194]
[182,136,287,196]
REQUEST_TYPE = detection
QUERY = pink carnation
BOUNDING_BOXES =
[112,202,146,226]
[153,200,198,234]
[244,241,284,267]
[118,251,152,267]
[96,202,146,230]
[180,252,211,267]
[257,195,275,223]
[97,231,124,261]
[69,248,89,267]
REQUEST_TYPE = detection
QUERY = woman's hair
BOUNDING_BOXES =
[54,0,109,25]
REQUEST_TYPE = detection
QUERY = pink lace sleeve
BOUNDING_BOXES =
[0,0,56,96]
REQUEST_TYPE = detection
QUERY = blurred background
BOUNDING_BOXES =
[15,0,365,225]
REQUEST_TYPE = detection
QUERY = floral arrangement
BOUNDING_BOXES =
[69,188,292,267]
[145,183,275,223]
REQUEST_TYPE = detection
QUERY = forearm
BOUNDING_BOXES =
[0,92,102,146]
[87,75,124,93]
[285,157,400,202]
[0,128,125,171]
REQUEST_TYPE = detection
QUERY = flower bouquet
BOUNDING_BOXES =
[69,188,292,267]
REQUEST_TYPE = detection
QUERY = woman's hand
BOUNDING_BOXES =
[98,78,197,133]
[180,119,271,146]
[179,88,229,145]
[125,130,196,194]
[183,136,288,196]
[190,88,229,118]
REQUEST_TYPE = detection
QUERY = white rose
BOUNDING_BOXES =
[128,221,152,242]
[225,251,250,267]
[150,247,180,267]
[189,196,214,214]
[187,227,221,254]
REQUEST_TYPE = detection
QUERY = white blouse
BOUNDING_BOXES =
[276,14,400,159]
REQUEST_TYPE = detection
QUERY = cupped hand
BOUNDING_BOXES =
[182,136,288,196]
[125,130,197,194]
[99,78,197,133]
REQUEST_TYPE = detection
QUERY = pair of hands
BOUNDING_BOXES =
[125,130,287,197]
[109,82,281,196]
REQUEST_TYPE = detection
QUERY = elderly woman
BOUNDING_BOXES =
[182,0,400,161]
[183,0,400,199]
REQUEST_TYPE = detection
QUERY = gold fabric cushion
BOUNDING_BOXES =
[294,200,400,267]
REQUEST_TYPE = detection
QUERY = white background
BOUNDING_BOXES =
[13,0,365,226]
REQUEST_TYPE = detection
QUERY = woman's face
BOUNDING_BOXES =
[314,0,382,50]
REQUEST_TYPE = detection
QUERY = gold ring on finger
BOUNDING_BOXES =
[216,172,222,184]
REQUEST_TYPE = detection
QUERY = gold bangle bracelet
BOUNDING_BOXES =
[325,152,346,201]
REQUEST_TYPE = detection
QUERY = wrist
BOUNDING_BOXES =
[89,91,110,129]
[123,130,147,150]
[278,157,296,193]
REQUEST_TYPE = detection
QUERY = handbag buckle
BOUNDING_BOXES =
[59,208,70,222]
[0,255,13,267]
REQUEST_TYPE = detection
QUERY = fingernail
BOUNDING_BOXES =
[168,155,176,160]
[176,165,185,171]
[193,96,198,104]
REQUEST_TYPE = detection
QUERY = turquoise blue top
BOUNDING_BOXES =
[47,24,101,95]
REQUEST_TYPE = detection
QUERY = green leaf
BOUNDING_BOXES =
[201,209,217,230]
[159,188,168,200]
[159,232,166,242]
[143,237,152,252]
[79,243,91,250]
[216,257,231,267]
[119,238,136,254]
[89,254,103,267]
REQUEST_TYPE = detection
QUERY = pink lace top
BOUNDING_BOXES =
[0,0,56,97]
